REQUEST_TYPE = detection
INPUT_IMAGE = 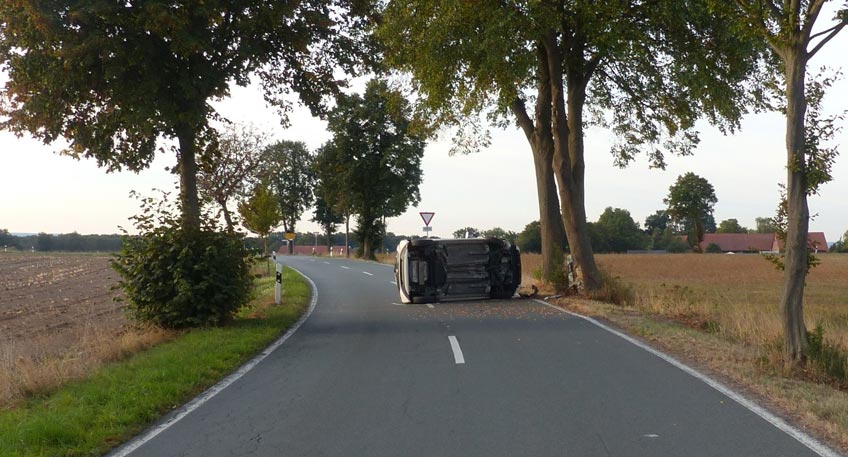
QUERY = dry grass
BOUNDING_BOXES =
[592,253,848,353]
[0,323,175,409]
[527,252,848,452]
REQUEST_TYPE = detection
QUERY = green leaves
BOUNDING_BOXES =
[113,194,254,329]
[316,78,426,258]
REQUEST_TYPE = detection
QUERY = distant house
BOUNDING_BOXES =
[698,232,827,253]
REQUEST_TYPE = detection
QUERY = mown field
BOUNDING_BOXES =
[522,253,848,352]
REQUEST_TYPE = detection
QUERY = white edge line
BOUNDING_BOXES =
[362,271,374,276]
[340,266,350,270]
[390,281,397,285]
[109,267,319,457]
[532,299,839,457]
[448,335,465,364]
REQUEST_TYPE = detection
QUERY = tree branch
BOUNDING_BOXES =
[808,19,847,59]
[803,0,826,37]
[511,98,535,141]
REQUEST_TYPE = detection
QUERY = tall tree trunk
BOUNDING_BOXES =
[511,42,566,285]
[176,126,201,231]
[326,227,333,252]
[264,235,270,276]
[345,212,350,258]
[781,45,810,367]
[288,236,294,255]
[544,32,603,291]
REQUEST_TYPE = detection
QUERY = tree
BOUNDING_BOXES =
[323,79,426,260]
[830,229,848,253]
[452,227,481,239]
[0,229,18,250]
[717,218,750,233]
[198,123,269,232]
[517,221,542,254]
[380,0,762,290]
[665,173,718,250]
[481,228,517,242]
[263,141,316,254]
[238,184,282,261]
[728,0,848,366]
[313,142,357,257]
[591,207,646,253]
[644,210,673,235]
[312,194,344,252]
[0,1,374,231]
[756,216,779,233]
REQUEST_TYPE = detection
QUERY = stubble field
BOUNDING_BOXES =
[523,252,848,357]
[0,253,170,408]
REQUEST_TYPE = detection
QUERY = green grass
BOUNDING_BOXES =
[0,267,310,457]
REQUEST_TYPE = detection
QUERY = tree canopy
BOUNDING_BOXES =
[590,207,646,253]
[664,172,718,249]
[379,0,765,290]
[717,218,749,233]
[0,0,375,229]
[321,79,426,260]
[238,184,282,257]
[198,123,269,232]
[263,140,316,242]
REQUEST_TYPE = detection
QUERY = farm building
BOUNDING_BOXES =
[698,232,827,253]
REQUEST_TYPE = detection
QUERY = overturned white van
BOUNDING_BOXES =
[395,238,521,304]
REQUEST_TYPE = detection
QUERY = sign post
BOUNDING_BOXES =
[419,212,435,238]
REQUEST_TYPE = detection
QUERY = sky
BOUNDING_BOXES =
[2,27,847,244]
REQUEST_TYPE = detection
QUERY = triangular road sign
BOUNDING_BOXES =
[419,212,435,227]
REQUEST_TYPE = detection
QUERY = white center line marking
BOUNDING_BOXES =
[426,304,435,309]
[390,281,397,285]
[323,261,330,264]
[340,266,350,270]
[448,336,465,364]
[362,271,373,276]
[392,302,404,306]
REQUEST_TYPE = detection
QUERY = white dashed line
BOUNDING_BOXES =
[340,266,350,270]
[448,336,465,364]
[362,271,373,276]
[323,261,330,264]
[426,304,435,309]
[390,281,397,285]
[392,302,404,306]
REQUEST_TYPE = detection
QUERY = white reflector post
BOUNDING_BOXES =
[275,261,283,305]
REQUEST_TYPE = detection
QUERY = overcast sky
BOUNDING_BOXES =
[2,28,847,244]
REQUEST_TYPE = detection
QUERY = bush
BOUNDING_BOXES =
[113,193,255,328]
[706,242,722,253]
[666,238,691,253]
[807,324,848,385]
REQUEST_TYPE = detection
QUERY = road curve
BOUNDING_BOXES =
[111,255,834,457]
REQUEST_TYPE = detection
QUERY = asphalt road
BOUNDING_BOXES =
[113,255,833,457]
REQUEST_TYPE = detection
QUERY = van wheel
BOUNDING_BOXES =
[411,296,431,304]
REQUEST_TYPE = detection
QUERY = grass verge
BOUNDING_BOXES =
[553,297,848,454]
[0,267,310,457]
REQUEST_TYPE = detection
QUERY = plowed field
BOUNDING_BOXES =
[0,254,125,359]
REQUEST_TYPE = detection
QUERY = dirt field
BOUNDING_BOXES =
[0,253,166,407]
[0,253,125,353]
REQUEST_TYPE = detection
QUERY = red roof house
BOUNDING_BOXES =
[699,232,827,253]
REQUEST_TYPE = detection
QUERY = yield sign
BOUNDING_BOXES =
[419,212,435,227]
